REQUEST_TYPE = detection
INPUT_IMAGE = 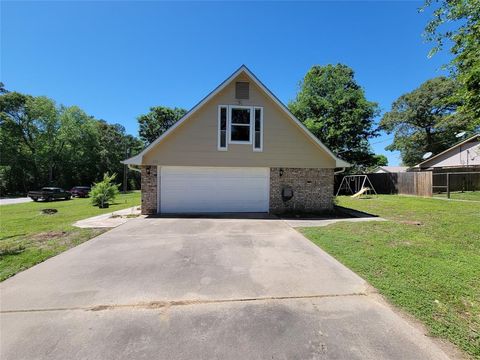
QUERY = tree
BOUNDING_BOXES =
[423,0,480,124]
[0,92,102,190]
[0,87,144,194]
[0,82,7,94]
[137,106,187,145]
[380,77,467,166]
[288,64,380,170]
[55,107,102,188]
[0,92,57,189]
[90,173,119,208]
[95,121,143,190]
[372,154,388,167]
[363,154,389,173]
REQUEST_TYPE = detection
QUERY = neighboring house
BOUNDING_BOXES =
[373,166,408,174]
[123,65,349,215]
[413,134,480,170]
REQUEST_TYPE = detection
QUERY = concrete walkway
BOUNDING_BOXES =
[0,218,457,359]
[73,206,142,228]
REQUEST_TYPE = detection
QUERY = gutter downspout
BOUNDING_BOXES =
[127,164,142,173]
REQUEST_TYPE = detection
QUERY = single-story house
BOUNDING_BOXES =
[373,166,408,174]
[413,133,480,170]
[123,65,349,215]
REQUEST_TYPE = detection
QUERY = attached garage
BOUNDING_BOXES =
[160,167,270,213]
[124,66,349,215]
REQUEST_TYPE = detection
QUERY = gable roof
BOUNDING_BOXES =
[374,166,408,173]
[413,133,480,168]
[123,65,350,167]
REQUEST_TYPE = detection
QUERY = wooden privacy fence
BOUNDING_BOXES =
[432,170,480,197]
[397,172,432,197]
[335,171,433,197]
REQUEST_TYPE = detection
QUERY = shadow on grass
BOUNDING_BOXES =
[0,234,27,241]
[145,206,379,221]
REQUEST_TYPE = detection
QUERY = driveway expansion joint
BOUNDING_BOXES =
[1,292,367,314]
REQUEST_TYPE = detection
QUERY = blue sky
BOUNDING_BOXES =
[2,1,451,166]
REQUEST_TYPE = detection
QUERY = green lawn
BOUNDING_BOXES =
[301,195,480,359]
[0,192,141,281]
[433,191,480,202]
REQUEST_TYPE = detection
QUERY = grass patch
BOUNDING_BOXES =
[434,191,480,202]
[301,195,480,359]
[0,191,140,281]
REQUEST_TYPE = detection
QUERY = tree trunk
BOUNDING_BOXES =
[425,128,434,149]
[49,164,53,184]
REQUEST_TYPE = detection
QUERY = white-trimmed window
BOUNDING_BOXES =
[218,106,228,150]
[217,105,263,151]
[230,106,252,144]
[253,107,263,151]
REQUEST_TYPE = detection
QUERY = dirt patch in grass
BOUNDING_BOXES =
[30,231,76,249]
[41,209,58,215]
[111,214,140,219]
[399,220,424,226]
[30,229,107,250]
[32,231,68,241]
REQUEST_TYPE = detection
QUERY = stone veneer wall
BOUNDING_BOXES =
[141,165,158,215]
[269,168,334,214]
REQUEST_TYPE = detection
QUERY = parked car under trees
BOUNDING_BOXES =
[70,186,91,198]
[28,187,71,202]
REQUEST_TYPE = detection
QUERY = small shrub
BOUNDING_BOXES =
[90,173,120,208]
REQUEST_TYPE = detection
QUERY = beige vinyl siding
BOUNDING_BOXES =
[143,73,336,168]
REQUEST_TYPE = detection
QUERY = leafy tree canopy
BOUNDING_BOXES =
[138,106,187,145]
[0,87,142,194]
[423,0,480,123]
[379,76,471,166]
[288,64,380,170]
[364,154,389,173]
[372,154,388,167]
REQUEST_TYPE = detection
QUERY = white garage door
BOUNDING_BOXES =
[160,167,269,213]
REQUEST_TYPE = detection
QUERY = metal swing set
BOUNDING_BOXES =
[336,175,378,198]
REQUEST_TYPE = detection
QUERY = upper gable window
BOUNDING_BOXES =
[217,106,228,151]
[217,105,263,151]
[230,107,251,143]
[235,82,249,99]
[253,107,263,151]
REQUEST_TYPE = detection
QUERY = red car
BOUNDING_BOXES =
[70,186,91,198]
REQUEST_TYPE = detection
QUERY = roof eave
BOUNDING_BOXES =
[121,154,143,165]
[336,159,351,168]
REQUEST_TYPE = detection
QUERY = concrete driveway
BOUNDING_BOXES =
[1,218,455,359]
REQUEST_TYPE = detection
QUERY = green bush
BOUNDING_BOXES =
[90,173,120,208]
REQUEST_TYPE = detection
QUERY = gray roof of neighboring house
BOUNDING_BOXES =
[374,166,409,173]
[413,133,480,168]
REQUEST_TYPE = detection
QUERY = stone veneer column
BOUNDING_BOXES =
[269,168,334,214]
[141,165,158,215]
